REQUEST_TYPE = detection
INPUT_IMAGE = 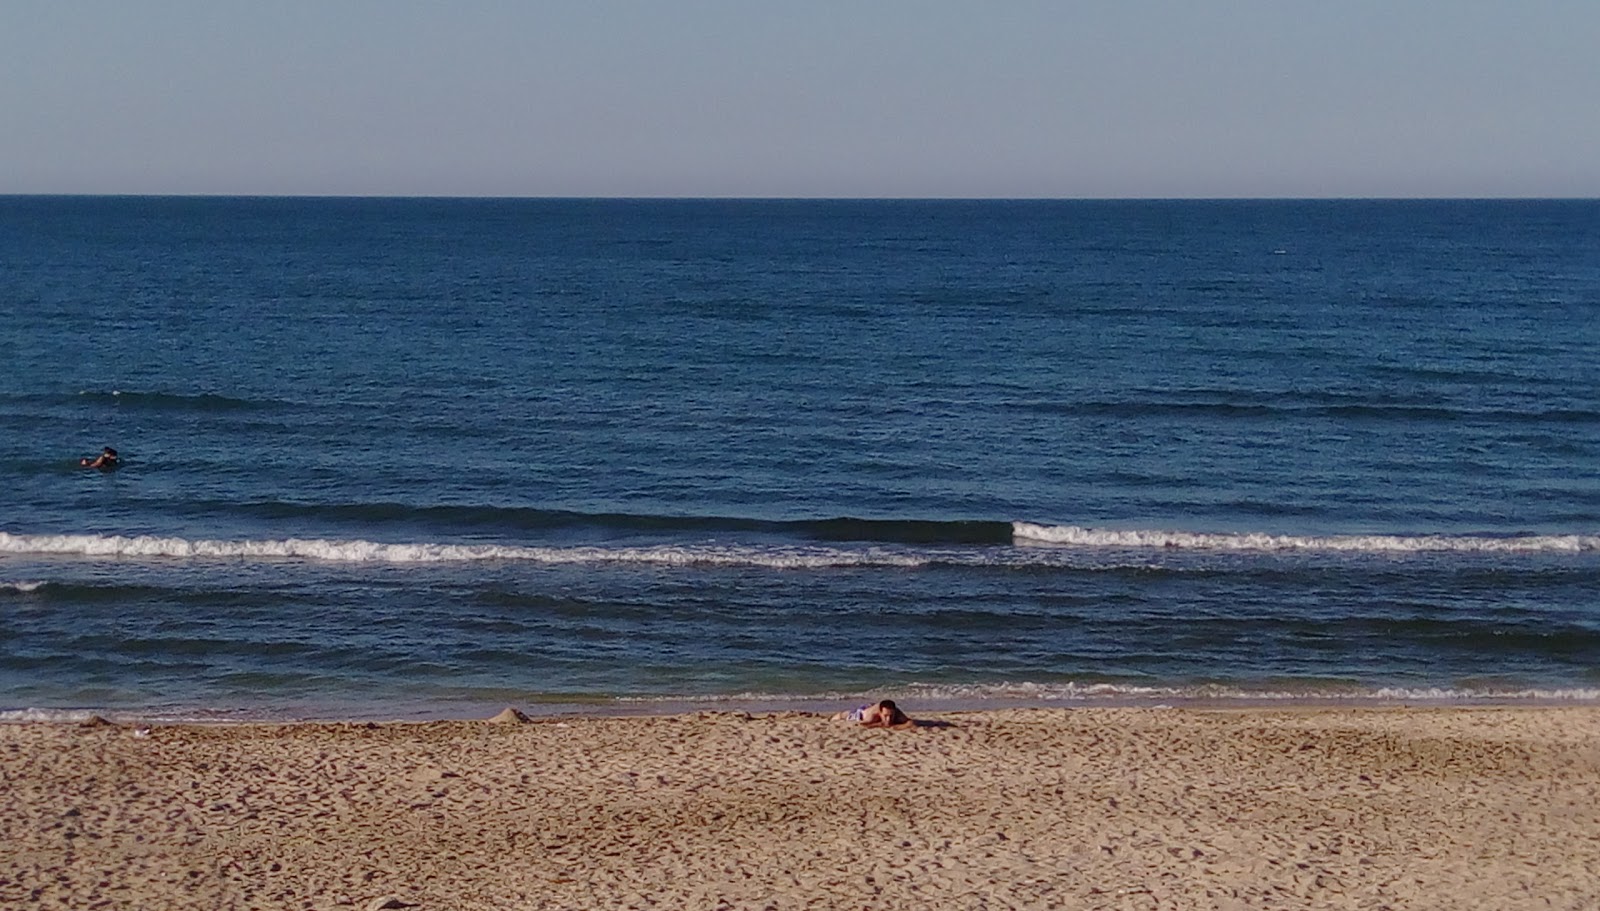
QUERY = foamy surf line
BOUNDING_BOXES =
[3,526,1597,569]
[624,681,1600,706]
[0,532,925,569]
[1013,522,1600,553]
[7,683,1599,726]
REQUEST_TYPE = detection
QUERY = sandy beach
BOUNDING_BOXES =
[3,706,1597,910]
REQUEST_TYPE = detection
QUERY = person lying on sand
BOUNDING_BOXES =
[836,699,913,728]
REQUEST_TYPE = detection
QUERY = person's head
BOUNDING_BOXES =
[103,447,117,457]
[876,699,908,725]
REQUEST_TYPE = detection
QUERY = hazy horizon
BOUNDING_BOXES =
[6,193,1600,201]
[5,2,1596,199]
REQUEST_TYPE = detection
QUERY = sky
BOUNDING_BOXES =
[3,1,1597,198]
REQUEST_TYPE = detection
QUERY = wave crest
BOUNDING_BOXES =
[0,532,926,570]
[1013,522,1599,553]
[4,525,1597,569]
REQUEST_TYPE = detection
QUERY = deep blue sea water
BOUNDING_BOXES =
[2,197,1598,720]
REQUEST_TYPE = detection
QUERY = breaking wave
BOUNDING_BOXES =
[1013,522,1600,553]
[158,501,1014,545]
[3,524,1596,571]
[0,531,929,569]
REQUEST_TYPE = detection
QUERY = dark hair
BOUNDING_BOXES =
[877,699,908,725]
[104,447,118,456]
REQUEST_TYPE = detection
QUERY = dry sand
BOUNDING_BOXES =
[3,706,1598,910]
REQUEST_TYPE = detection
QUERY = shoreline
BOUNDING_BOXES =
[5,705,1598,909]
[6,687,1600,726]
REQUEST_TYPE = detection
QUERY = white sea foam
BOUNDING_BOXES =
[0,531,927,569]
[0,580,47,593]
[4,525,1596,570]
[622,681,1600,705]
[1013,522,1600,553]
[0,708,102,723]
[916,681,1600,703]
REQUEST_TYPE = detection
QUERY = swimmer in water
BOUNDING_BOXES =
[80,446,120,470]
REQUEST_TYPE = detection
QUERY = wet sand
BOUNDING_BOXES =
[3,706,1597,910]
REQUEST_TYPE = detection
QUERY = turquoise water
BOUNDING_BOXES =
[2,197,1598,719]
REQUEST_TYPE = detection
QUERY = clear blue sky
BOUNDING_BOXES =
[3,1,1596,197]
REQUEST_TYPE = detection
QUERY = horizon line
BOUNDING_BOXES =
[4,193,1599,203]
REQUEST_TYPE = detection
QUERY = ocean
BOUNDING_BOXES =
[2,197,1597,721]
